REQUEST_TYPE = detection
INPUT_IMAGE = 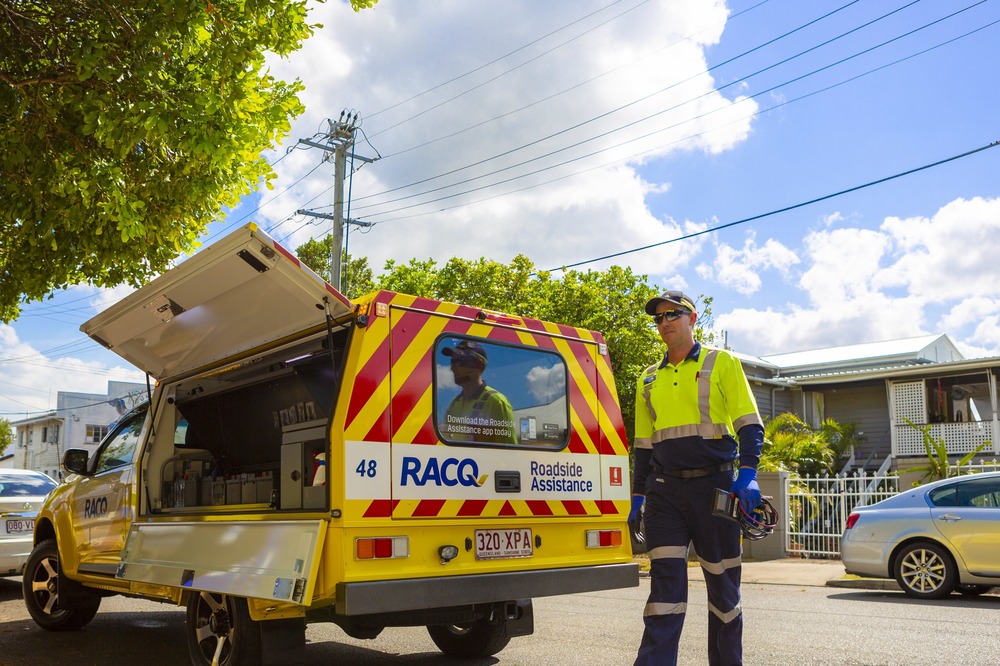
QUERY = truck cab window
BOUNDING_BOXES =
[95,406,148,474]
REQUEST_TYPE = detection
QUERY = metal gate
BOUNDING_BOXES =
[784,472,899,559]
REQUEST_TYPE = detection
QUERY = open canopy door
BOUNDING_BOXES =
[81,224,352,380]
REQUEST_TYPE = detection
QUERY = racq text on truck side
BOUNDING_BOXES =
[22,224,638,665]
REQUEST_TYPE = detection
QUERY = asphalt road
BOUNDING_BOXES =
[2,575,999,665]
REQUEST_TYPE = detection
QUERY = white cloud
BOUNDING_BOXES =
[526,363,566,405]
[711,197,1000,356]
[821,211,844,227]
[878,197,1000,302]
[258,0,756,276]
[436,363,457,392]
[0,325,144,418]
[699,232,799,295]
[88,284,137,313]
[798,227,892,304]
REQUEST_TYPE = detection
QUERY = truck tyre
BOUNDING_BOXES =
[22,538,100,631]
[427,617,512,659]
[186,591,262,666]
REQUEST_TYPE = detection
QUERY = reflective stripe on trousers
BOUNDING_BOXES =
[634,470,743,666]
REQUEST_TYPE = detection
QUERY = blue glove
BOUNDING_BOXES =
[628,495,645,533]
[730,467,761,515]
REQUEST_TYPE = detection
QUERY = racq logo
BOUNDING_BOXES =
[400,456,488,487]
[84,496,109,519]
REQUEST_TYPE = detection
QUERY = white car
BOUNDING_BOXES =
[0,469,58,576]
[841,471,1000,599]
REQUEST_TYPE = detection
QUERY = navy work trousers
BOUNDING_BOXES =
[634,469,743,666]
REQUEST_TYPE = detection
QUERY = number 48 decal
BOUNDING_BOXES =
[355,459,378,478]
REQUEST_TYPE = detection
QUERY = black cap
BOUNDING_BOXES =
[442,340,488,369]
[644,290,697,315]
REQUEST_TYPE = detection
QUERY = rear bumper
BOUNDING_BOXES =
[840,538,892,579]
[335,562,640,615]
[0,536,32,575]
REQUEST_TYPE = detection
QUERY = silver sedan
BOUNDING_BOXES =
[0,469,58,576]
[841,471,1000,599]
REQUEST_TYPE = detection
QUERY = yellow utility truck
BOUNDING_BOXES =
[23,224,637,665]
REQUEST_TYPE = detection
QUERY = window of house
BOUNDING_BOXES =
[86,424,109,444]
[434,336,569,448]
[925,374,995,424]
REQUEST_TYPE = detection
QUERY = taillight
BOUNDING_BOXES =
[355,536,409,560]
[585,529,623,548]
[845,513,860,530]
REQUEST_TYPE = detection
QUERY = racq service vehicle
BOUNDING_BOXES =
[22,224,638,665]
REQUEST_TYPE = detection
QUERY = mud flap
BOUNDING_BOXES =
[58,573,105,609]
[506,599,533,638]
[261,617,306,666]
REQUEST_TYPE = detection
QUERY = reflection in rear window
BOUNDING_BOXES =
[435,337,569,448]
[0,474,57,497]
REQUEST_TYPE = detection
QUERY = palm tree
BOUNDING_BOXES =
[760,413,865,476]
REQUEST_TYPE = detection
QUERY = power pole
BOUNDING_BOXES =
[296,110,374,290]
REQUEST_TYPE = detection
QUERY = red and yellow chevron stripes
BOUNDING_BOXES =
[335,291,629,520]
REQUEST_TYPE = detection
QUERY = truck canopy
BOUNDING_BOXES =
[81,224,353,379]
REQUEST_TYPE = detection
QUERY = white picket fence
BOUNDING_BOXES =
[784,460,1000,559]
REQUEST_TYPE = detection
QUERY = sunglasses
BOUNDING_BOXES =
[653,309,691,324]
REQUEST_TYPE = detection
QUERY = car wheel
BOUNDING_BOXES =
[427,617,511,659]
[21,539,100,631]
[893,542,956,600]
[186,591,261,666]
[955,584,991,597]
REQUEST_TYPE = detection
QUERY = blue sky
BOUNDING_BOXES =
[4,0,1000,419]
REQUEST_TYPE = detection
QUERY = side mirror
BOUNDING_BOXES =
[62,449,91,475]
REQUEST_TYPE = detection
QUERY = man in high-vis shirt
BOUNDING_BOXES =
[442,340,517,444]
[629,291,764,666]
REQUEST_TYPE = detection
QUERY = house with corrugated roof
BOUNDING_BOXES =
[10,380,146,480]
[735,334,999,473]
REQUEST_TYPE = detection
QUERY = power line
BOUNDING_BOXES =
[353,1,987,221]
[0,391,147,418]
[349,0,899,210]
[366,0,639,125]
[250,1,949,250]
[543,140,1000,273]
[382,0,771,160]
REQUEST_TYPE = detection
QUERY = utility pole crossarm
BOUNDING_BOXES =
[296,138,376,164]
[295,110,376,291]
[297,210,372,228]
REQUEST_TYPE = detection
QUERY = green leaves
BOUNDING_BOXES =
[304,248,669,445]
[0,418,11,456]
[0,0,378,322]
[761,413,865,476]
